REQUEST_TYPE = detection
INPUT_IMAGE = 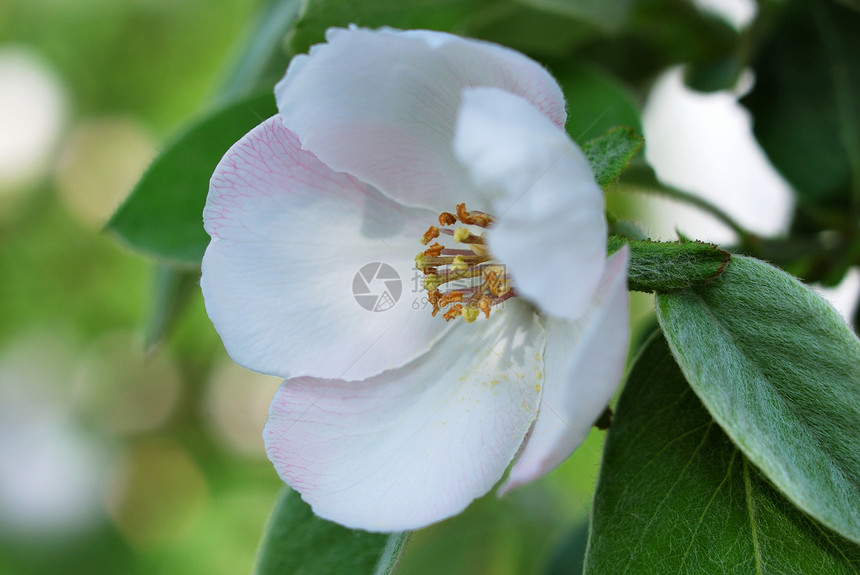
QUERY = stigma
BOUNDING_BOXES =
[415,203,515,322]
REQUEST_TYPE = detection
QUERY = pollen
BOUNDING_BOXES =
[450,255,468,272]
[463,307,480,323]
[424,274,441,292]
[416,203,517,323]
[453,227,485,245]
[453,227,470,243]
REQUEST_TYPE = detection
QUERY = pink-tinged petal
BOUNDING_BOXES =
[499,248,629,495]
[201,115,447,381]
[275,27,566,211]
[454,87,607,320]
[263,299,545,532]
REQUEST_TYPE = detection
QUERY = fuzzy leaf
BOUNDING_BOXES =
[657,256,860,543]
[608,236,730,292]
[583,127,643,189]
[586,333,860,574]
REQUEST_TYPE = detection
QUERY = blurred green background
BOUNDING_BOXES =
[0,1,287,573]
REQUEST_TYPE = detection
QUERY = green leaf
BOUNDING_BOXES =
[608,236,731,293]
[576,0,738,88]
[550,62,642,143]
[466,2,599,57]
[586,333,860,574]
[741,0,860,207]
[544,520,588,575]
[255,488,409,575]
[656,256,860,543]
[216,0,302,101]
[142,265,200,350]
[107,92,276,265]
[837,0,860,13]
[684,54,743,93]
[582,126,643,189]
[510,0,632,33]
[288,0,480,55]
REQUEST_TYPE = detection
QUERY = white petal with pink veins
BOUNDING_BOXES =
[275,27,566,212]
[263,299,545,531]
[454,87,607,321]
[202,115,446,381]
[500,248,629,494]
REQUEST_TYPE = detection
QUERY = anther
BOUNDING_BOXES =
[418,203,511,323]
[456,203,493,228]
[483,267,509,297]
[420,225,440,245]
[442,304,463,322]
[428,289,442,317]
[438,212,457,226]
[478,295,492,319]
[438,291,464,308]
[423,242,444,257]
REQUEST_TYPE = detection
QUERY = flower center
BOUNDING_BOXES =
[415,203,515,322]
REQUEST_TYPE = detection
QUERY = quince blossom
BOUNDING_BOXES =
[201,27,630,532]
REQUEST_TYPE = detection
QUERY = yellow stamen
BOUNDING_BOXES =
[417,203,513,322]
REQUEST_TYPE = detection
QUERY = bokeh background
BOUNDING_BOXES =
[0,0,855,573]
[1,2,284,573]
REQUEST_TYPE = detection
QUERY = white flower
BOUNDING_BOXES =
[201,27,629,532]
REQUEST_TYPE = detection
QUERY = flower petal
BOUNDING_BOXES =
[201,115,447,381]
[263,299,545,531]
[454,87,607,321]
[499,248,629,495]
[275,27,566,211]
